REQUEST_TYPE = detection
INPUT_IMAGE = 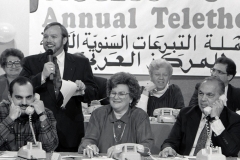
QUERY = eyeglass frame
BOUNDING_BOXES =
[210,68,227,75]
[109,91,130,99]
[5,60,21,68]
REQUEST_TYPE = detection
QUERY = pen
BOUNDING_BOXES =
[87,145,99,156]
[97,97,107,102]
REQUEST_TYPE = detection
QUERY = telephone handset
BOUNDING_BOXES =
[203,94,227,116]
[113,143,144,160]
[153,108,176,123]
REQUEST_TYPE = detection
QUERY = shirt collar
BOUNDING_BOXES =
[201,113,208,121]
[55,50,65,64]
[150,83,169,98]
[109,108,131,124]
[225,85,228,96]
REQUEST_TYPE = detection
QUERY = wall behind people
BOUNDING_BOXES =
[0,0,29,75]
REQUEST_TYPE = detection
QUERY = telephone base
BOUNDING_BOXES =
[17,141,46,160]
[196,146,226,160]
[120,152,142,160]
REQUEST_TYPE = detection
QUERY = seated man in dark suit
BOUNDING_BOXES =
[188,56,240,112]
[159,76,240,157]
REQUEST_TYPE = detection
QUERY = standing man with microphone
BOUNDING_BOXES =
[20,22,98,152]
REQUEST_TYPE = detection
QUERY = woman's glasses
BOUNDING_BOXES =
[5,60,21,68]
[109,92,130,99]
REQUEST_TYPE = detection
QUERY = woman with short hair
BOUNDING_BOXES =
[137,58,185,117]
[0,48,24,101]
[78,72,154,158]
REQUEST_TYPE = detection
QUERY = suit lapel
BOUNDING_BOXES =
[185,106,202,154]
[227,84,234,111]
[63,53,76,80]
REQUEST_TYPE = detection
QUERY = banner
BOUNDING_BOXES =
[30,0,240,76]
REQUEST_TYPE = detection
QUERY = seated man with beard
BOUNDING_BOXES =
[0,76,58,152]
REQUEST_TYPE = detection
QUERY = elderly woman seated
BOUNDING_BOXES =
[78,72,154,158]
[0,48,24,101]
[137,58,185,117]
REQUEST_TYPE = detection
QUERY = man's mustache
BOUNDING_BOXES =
[19,104,29,108]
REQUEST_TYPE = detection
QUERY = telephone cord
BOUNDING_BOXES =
[29,115,37,144]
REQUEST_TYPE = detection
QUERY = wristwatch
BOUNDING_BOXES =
[38,111,47,117]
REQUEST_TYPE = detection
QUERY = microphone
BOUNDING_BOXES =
[47,49,54,80]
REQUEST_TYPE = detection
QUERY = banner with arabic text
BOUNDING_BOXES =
[29,0,240,76]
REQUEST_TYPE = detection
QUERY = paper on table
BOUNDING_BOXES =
[82,156,114,160]
[0,151,17,159]
[60,80,78,108]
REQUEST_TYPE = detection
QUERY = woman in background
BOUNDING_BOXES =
[137,58,185,117]
[78,72,153,158]
[0,48,24,101]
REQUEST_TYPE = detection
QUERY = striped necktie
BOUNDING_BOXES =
[193,121,208,155]
[53,57,62,98]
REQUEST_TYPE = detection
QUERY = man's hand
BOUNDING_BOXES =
[30,99,45,115]
[42,62,55,79]
[74,80,86,95]
[210,99,224,118]
[9,103,21,121]
[159,147,177,158]
[83,144,99,158]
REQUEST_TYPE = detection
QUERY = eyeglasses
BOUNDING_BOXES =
[210,68,227,75]
[5,61,21,68]
[109,92,130,99]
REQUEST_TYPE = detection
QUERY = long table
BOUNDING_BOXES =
[0,151,238,160]
[51,152,239,160]
[84,121,174,154]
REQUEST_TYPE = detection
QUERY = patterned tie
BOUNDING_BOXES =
[53,57,62,98]
[193,122,208,156]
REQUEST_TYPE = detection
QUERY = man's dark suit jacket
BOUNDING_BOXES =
[161,106,240,157]
[188,83,240,112]
[20,52,98,151]
[93,76,109,105]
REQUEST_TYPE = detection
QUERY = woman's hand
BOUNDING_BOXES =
[83,144,99,158]
[107,145,121,159]
[143,81,157,96]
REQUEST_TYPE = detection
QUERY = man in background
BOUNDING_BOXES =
[20,22,98,151]
[189,56,240,112]
[0,76,58,151]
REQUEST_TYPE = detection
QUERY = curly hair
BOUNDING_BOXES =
[107,72,141,108]
[0,48,24,68]
[149,58,173,78]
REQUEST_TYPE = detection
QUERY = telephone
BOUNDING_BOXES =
[113,143,145,160]
[153,108,176,123]
[203,94,227,116]
[196,146,226,160]
[16,93,47,160]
